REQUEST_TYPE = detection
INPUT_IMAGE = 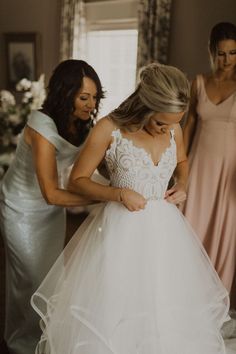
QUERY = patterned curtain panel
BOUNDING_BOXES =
[59,0,86,61]
[137,0,172,70]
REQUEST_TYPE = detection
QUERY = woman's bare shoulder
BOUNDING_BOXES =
[93,116,118,135]
[172,123,182,136]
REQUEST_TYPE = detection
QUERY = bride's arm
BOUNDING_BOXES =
[68,117,146,211]
[68,117,119,201]
[165,124,188,205]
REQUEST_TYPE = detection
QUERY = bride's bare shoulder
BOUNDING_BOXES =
[94,116,117,134]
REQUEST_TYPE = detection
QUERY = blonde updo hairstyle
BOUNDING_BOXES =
[109,63,190,130]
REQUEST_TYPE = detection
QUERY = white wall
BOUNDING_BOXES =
[0,0,235,88]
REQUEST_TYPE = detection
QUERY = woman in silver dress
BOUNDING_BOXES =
[0,59,104,354]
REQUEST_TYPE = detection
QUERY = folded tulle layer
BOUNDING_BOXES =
[31,200,229,354]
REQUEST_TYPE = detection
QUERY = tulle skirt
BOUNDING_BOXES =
[31,200,229,354]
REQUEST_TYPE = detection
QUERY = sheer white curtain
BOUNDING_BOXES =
[60,0,173,68]
[67,0,139,117]
[60,1,178,116]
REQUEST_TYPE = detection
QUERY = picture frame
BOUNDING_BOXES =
[4,32,41,88]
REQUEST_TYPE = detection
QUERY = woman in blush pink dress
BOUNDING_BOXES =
[183,22,236,298]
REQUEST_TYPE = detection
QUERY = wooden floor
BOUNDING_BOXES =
[0,210,87,354]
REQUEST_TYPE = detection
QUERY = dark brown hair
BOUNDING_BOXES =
[209,22,236,58]
[42,59,105,145]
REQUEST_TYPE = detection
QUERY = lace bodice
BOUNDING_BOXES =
[105,129,177,200]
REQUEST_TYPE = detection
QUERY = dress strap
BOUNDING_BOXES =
[111,128,122,143]
[111,128,121,138]
[195,74,205,98]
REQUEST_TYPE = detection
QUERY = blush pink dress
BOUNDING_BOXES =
[183,74,236,293]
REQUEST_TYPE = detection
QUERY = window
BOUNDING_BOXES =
[73,0,138,118]
[86,29,138,117]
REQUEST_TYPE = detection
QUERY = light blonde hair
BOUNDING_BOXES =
[109,62,190,130]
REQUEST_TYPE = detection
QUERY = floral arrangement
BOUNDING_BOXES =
[0,75,46,178]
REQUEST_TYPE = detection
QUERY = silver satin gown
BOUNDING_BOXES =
[0,111,80,354]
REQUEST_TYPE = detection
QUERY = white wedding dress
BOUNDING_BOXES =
[31,128,230,354]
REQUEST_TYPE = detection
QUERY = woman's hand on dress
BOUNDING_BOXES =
[119,189,147,211]
[164,182,187,205]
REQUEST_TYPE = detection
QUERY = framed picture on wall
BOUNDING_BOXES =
[4,32,41,88]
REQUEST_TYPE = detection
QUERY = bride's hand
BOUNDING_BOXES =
[119,189,147,211]
[165,182,187,205]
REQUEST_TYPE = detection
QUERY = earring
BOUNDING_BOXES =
[90,109,98,125]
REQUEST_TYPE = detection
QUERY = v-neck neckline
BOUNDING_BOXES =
[117,129,174,168]
[201,76,236,107]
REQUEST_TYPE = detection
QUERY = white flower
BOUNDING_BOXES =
[30,75,46,109]
[22,91,33,104]
[8,113,22,125]
[25,91,33,98]
[0,90,16,108]
[31,81,42,97]
[16,78,32,91]
[30,96,45,110]
[0,73,46,176]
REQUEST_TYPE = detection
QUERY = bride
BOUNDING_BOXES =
[31,63,229,354]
